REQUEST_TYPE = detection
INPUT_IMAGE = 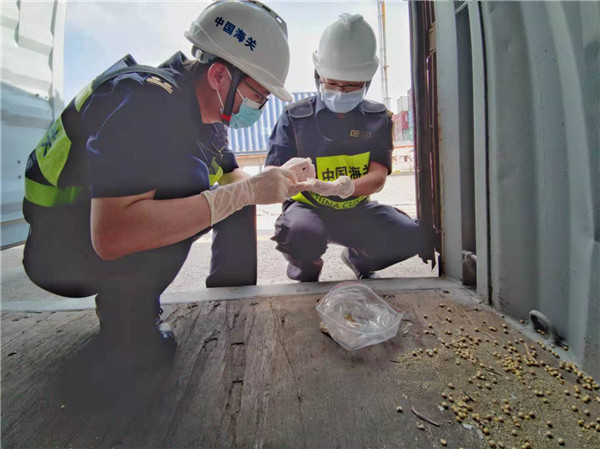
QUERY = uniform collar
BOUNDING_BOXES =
[158,51,193,89]
[159,52,208,130]
[314,94,367,117]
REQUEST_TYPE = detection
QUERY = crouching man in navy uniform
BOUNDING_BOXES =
[22,0,313,367]
[265,13,434,282]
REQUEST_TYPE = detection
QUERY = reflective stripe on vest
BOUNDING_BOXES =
[35,117,72,187]
[208,157,224,185]
[291,151,370,209]
[25,178,84,207]
[75,82,94,112]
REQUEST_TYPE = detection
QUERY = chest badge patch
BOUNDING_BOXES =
[350,129,372,139]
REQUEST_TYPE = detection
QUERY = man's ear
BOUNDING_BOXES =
[207,62,228,90]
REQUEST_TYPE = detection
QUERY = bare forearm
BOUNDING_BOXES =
[352,172,387,196]
[91,193,211,260]
[218,168,251,185]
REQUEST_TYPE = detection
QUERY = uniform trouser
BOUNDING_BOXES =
[272,200,426,282]
[22,200,256,328]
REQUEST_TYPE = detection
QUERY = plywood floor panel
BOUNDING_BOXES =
[2,285,599,449]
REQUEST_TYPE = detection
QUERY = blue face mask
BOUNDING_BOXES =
[219,68,266,129]
[218,89,264,129]
[320,87,366,113]
[228,98,263,129]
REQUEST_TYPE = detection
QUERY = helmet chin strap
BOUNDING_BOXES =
[221,67,243,125]
[314,69,321,91]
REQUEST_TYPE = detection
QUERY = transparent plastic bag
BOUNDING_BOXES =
[316,282,404,351]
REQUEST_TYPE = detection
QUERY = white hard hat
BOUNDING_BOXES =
[185,0,292,101]
[313,13,379,82]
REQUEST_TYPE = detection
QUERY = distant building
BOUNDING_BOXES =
[391,88,415,173]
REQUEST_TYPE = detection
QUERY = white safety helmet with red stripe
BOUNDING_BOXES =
[185,0,292,102]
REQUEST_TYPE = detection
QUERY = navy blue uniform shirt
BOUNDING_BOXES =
[265,95,393,172]
[82,52,238,201]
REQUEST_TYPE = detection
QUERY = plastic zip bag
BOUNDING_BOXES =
[316,281,404,350]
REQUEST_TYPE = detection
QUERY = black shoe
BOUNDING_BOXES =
[341,249,380,280]
[96,306,177,367]
[154,309,178,354]
[286,262,320,282]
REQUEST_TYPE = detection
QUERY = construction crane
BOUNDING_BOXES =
[377,0,391,109]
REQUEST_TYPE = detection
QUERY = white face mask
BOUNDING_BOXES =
[320,86,366,113]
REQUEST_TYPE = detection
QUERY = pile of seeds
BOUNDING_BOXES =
[392,299,600,448]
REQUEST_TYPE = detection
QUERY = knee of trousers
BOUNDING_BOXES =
[363,221,423,260]
[274,223,327,260]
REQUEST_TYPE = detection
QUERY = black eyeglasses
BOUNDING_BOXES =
[241,81,271,108]
[320,80,366,93]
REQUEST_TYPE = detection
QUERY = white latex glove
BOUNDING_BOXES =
[306,175,355,199]
[201,167,312,225]
[280,157,316,182]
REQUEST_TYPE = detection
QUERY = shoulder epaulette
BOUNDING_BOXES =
[286,98,313,119]
[362,99,387,114]
[145,75,175,94]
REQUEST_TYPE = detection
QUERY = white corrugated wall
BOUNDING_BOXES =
[1,0,66,247]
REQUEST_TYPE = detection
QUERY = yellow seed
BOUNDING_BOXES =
[396,406,403,413]
[489,441,496,448]
[416,422,425,430]
[546,431,553,438]
[558,438,565,445]
[483,427,490,435]
[440,439,447,446]
[511,429,518,436]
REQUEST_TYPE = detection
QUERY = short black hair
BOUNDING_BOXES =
[183,55,248,82]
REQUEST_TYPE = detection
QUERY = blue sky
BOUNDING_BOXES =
[64,0,411,112]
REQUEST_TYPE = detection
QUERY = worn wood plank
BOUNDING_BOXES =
[1,311,53,345]
[1,310,98,443]
[2,286,599,449]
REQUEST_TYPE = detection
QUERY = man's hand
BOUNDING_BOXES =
[306,176,355,199]
[253,166,313,204]
[280,157,316,182]
[202,166,313,225]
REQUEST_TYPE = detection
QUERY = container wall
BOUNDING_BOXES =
[432,1,599,377]
[1,0,66,247]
